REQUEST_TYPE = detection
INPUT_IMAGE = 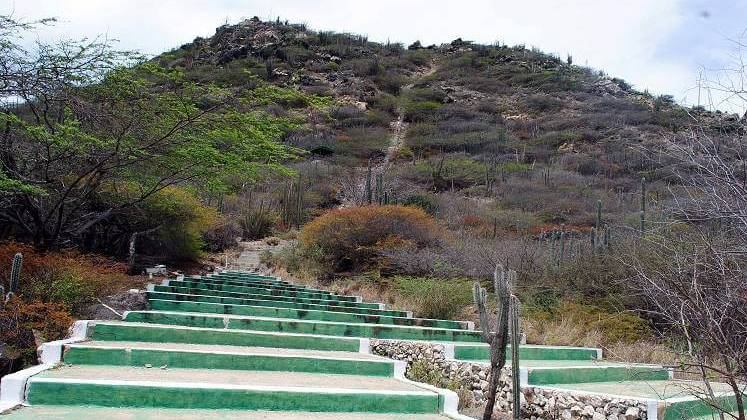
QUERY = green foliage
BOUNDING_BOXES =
[402,194,439,215]
[404,100,442,122]
[241,205,277,240]
[246,85,333,109]
[1,58,299,248]
[392,276,473,319]
[0,167,44,195]
[332,127,389,160]
[46,271,96,312]
[140,187,219,260]
[407,359,472,409]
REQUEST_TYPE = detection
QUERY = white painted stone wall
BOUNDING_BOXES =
[370,339,649,419]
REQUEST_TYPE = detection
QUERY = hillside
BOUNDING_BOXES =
[152,17,740,259]
[2,13,746,419]
[160,16,742,226]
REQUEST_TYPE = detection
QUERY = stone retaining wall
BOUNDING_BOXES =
[370,339,649,420]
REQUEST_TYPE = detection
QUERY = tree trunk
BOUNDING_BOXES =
[726,376,745,420]
[127,232,138,274]
[126,226,160,274]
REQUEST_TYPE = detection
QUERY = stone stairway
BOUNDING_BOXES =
[0,271,739,419]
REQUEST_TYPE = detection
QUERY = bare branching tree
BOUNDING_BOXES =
[627,38,747,418]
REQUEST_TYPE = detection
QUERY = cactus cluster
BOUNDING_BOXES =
[542,166,551,186]
[541,225,582,266]
[473,265,522,420]
[591,200,612,252]
[364,163,391,205]
[281,180,305,229]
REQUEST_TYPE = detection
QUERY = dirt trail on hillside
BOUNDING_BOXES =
[381,63,437,171]
[338,63,437,207]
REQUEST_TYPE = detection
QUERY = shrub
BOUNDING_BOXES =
[374,73,407,95]
[299,205,442,273]
[0,242,129,313]
[407,358,472,408]
[404,100,442,122]
[392,276,473,319]
[141,187,219,260]
[525,94,563,113]
[240,206,277,240]
[1,297,73,371]
[203,217,242,251]
[402,193,439,215]
[369,92,398,114]
[525,300,651,346]
[334,127,389,159]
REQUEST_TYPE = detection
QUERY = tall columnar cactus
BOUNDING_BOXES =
[473,265,515,420]
[640,177,647,236]
[4,252,22,303]
[558,230,566,264]
[590,201,612,253]
[375,173,384,205]
[509,293,522,420]
[281,181,305,229]
[365,165,373,205]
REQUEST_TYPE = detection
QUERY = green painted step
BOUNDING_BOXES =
[190,277,334,294]
[549,380,741,420]
[90,322,363,352]
[153,285,383,310]
[663,396,741,420]
[147,291,407,317]
[219,272,281,280]
[63,342,396,376]
[123,311,483,343]
[166,280,358,302]
[526,365,670,385]
[3,406,452,420]
[453,344,600,361]
[26,366,443,414]
[174,278,347,298]
[148,299,468,330]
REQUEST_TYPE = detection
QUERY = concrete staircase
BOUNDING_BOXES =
[0,271,739,419]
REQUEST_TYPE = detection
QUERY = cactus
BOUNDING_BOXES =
[510,293,522,420]
[375,173,384,205]
[365,164,373,205]
[589,201,612,253]
[640,177,647,236]
[265,59,274,81]
[4,253,22,303]
[558,230,566,264]
[281,181,305,229]
[542,167,551,186]
[473,265,515,420]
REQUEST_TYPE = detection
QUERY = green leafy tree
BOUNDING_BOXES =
[0,16,297,249]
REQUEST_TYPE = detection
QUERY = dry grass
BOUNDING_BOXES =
[524,317,682,366]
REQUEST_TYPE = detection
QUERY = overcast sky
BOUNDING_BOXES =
[3,0,746,113]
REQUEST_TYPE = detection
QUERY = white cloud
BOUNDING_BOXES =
[3,0,744,113]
